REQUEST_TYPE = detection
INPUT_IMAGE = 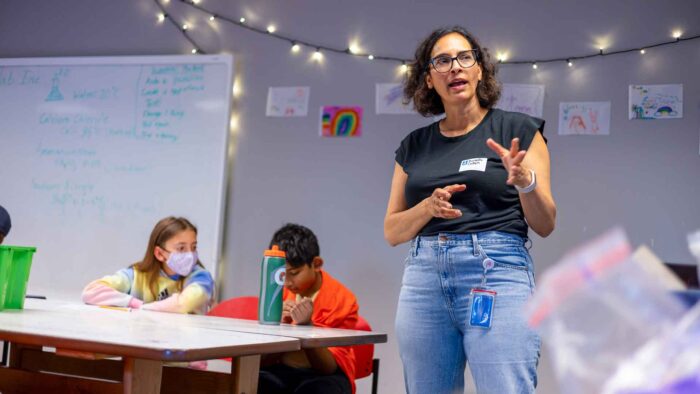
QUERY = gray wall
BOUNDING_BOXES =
[2,1,699,392]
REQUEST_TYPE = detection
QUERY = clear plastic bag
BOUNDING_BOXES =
[603,301,700,394]
[688,229,700,285]
[526,228,688,394]
[597,229,700,394]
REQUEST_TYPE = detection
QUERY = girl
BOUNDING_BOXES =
[82,216,214,314]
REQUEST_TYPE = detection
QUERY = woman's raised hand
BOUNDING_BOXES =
[486,138,531,188]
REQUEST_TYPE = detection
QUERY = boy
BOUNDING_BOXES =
[259,223,358,394]
[0,205,10,244]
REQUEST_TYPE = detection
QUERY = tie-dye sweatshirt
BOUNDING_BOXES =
[82,265,214,314]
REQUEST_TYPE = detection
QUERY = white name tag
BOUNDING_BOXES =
[459,158,487,172]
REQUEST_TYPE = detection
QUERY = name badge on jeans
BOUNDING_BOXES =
[470,288,496,329]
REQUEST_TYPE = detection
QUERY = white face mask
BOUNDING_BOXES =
[165,251,198,276]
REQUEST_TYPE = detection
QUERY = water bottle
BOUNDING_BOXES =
[258,245,286,325]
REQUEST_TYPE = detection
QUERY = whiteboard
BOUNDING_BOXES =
[0,54,233,300]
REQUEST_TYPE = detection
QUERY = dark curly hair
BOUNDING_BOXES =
[269,223,320,268]
[404,26,500,116]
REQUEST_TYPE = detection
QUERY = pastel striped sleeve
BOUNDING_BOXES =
[81,268,141,307]
[141,267,214,314]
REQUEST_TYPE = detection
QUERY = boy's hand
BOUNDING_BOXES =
[290,297,313,325]
[281,300,295,324]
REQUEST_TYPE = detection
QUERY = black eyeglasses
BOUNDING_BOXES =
[428,50,479,73]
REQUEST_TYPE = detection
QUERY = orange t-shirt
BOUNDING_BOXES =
[283,270,359,394]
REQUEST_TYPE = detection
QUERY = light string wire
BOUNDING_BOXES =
[157,0,700,67]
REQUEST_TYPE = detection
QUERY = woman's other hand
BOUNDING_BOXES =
[426,184,466,219]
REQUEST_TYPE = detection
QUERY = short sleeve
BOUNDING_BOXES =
[394,123,434,170]
[514,114,546,151]
[394,136,410,168]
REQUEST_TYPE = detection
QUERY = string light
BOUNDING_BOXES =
[640,48,646,54]
[160,0,700,68]
[400,62,408,73]
[291,42,300,53]
[229,113,239,132]
[152,0,206,54]
[232,77,242,97]
[368,55,375,60]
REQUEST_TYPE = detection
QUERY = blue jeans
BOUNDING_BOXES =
[396,231,540,394]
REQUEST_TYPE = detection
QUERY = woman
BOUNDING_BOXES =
[384,26,556,393]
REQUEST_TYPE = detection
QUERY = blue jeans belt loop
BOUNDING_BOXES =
[471,233,480,257]
[413,237,420,257]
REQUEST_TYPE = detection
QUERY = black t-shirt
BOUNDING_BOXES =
[395,108,545,238]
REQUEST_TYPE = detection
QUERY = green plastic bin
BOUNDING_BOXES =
[0,245,37,310]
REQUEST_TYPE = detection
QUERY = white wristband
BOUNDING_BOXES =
[515,169,537,194]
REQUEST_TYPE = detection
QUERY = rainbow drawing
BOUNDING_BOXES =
[320,106,362,137]
[628,84,683,120]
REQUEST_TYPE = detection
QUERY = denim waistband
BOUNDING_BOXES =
[413,231,525,247]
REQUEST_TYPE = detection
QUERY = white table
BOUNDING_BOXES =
[134,308,388,348]
[0,299,299,394]
[0,299,387,394]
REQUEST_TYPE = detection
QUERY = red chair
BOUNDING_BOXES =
[354,315,380,394]
[208,296,259,361]
[209,297,379,393]
[208,296,258,320]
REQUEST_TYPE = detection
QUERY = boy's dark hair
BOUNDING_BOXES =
[269,223,319,268]
[404,25,501,116]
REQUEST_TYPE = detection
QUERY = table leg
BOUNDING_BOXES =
[231,355,260,394]
[7,342,41,369]
[123,358,162,394]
